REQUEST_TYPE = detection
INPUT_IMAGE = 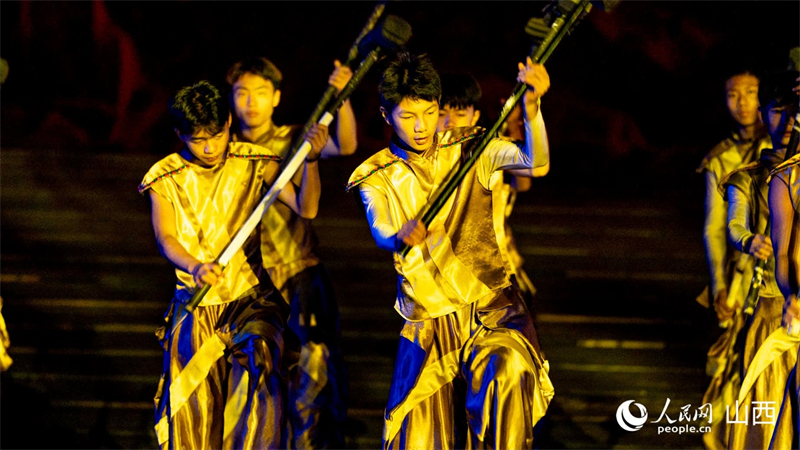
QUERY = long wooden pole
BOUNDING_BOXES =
[398,0,594,257]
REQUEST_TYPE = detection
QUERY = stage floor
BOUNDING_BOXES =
[1,148,716,449]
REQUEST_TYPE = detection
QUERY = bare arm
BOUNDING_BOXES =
[770,176,799,300]
[321,60,358,158]
[508,174,532,192]
[148,190,221,287]
[273,123,330,219]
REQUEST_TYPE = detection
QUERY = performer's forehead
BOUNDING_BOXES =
[392,97,438,113]
[233,73,275,90]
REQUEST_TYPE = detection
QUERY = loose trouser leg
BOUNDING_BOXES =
[464,328,539,450]
[286,265,347,449]
[155,304,227,450]
[729,296,796,450]
[383,292,551,450]
[155,291,288,450]
[385,381,468,450]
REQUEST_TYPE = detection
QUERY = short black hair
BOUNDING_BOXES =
[379,52,441,113]
[723,67,760,88]
[169,80,230,136]
[226,57,283,90]
[440,73,482,109]
[759,70,800,109]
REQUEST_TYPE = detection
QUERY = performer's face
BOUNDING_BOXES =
[764,100,797,149]
[437,104,479,132]
[382,97,439,151]
[725,74,760,128]
[177,116,231,167]
[232,73,281,131]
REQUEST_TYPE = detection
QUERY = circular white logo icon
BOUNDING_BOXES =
[616,400,648,432]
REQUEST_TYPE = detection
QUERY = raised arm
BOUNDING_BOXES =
[149,190,221,287]
[499,57,550,178]
[276,123,328,219]
[321,59,358,158]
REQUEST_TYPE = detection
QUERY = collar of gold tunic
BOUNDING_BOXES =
[345,126,485,191]
[138,141,280,194]
[695,125,769,173]
[768,153,800,183]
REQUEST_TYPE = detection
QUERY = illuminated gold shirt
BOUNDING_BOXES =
[721,147,787,298]
[139,142,280,306]
[697,130,770,297]
[348,121,545,321]
[233,125,320,291]
[771,154,800,211]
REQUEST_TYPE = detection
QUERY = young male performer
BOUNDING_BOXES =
[437,73,539,307]
[763,69,800,448]
[721,70,798,450]
[697,69,771,322]
[772,72,800,332]
[698,68,771,450]
[225,57,355,448]
[141,80,328,449]
[766,50,800,326]
[347,52,554,449]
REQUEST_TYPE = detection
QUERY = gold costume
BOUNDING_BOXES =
[721,147,794,450]
[754,155,800,449]
[697,130,769,450]
[697,129,769,308]
[233,125,347,448]
[140,142,289,449]
[491,173,536,302]
[0,296,12,372]
[348,117,553,449]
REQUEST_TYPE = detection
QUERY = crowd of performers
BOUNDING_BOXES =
[133,35,800,449]
[138,50,552,449]
[698,49,800,450]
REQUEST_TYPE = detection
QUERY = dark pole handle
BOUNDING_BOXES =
[185,268,218,313]
[286,2,387,168]
[183,49,384,313]
[398,1,592,258]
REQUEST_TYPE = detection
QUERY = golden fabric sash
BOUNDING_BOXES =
[383,347,462,448]
[154,334,227,445]
[738,328,800,404]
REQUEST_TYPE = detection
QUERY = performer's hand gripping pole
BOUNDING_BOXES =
[289,2,387,162]
[185,15,412,312]
[743,55,800,318]
[398,0,602,257]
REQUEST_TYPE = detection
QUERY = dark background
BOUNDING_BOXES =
[1,1,799,449]
[2,1,798,178]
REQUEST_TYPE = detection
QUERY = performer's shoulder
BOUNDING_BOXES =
[769,153,800,183]
[276,124,301,139]
[345,148,401,192]
[717,160,760,196]
[138,153,188,195]
[696,137,737,173]
[438,126,487,149]
[227,141,282,162]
